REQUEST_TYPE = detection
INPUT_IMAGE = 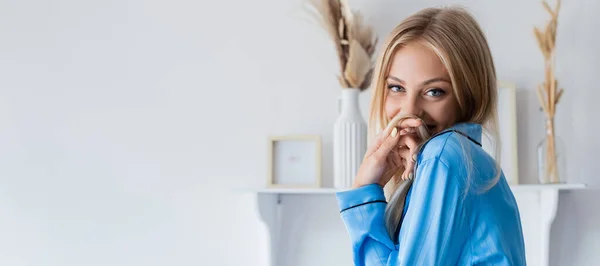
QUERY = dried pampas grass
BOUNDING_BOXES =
[533,0,562,183]
[304,0,377,91]
[534,0,563,116]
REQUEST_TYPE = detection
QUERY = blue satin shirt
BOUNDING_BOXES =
[336,123,526,265]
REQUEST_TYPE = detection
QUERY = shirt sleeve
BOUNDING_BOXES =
[335,157,468,266]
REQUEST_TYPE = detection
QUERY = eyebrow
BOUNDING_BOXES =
[386,76,451,86]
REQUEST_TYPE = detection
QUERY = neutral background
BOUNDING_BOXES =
[0,0,598,265]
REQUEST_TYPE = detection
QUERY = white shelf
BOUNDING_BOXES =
[248,183,586,195]
[254,188,341,194]
[508,183,587,191]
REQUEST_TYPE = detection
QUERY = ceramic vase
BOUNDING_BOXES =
[333,88,367,188]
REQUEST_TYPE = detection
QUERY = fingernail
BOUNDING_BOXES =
[391,127,398,137]
[408,173,413,180]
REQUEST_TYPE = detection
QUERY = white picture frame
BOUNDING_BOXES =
[267,135,322,188]
[482,81,520,185]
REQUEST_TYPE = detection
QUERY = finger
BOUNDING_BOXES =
[397,118,424,129]
[386,153,396,171]
[365,127,393,158]
[381,164,402,186]
[398,148,415,180]
[400,134,419,151]
[402,159,411,180]
[373,126,401,160]
[391,147,403,166]
[387,146,403,173]
[385,114,424,133]
[399,127,415,136]
[393,166,404,183]
[399,120,432,140]
[404,155,415,181]
[388,118,424,132]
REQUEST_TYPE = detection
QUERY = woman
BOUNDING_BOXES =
[336,6,526,266]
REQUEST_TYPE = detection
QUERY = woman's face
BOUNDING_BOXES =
[384,42,459,135]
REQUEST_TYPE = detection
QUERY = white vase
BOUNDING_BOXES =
[333,88,368,189]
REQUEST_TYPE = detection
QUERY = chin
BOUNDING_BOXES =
[427,124,452,135]
[426,124,436,133]
[426,124,443,135]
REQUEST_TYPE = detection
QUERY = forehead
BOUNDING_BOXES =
[387,42,449,81]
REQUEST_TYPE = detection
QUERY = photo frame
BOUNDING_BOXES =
[482,81,520,185]
[267,135,322,188]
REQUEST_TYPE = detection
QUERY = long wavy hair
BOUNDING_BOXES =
[366,6,501,239]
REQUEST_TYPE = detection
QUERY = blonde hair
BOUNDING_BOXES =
[366,7,501,239]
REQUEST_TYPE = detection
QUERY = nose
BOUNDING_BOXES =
[402,95,422,117]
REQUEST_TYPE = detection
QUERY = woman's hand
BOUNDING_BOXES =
[352,118,424,189]
[396,126,424,181]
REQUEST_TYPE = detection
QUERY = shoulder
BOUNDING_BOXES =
[409,132,477,207]
[412,132,470,189]
[418,130,474,168]
[416,128,498,188]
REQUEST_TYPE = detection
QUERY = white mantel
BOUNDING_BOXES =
[248,183,586,266]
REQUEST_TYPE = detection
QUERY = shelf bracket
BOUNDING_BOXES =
[255,193,283,266]
[538,189,559,266]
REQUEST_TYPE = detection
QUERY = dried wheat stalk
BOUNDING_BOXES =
[304,0,377,91]
[533,0,563,183]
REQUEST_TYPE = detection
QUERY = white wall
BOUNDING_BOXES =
[0,0,597,265]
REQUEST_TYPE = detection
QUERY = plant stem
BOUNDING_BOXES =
[545,118,559,183]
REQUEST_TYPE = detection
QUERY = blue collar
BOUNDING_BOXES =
[441,122,483,144]
[418,122,483,150]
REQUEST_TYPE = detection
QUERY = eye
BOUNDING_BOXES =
[425,88,446,97]
[387,85,405,93]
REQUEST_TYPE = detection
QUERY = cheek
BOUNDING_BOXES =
[384,97,400,119]
[426,101,458,125]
